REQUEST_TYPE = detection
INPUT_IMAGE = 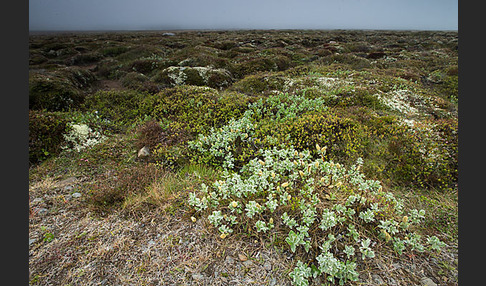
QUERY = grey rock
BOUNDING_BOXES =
[372,274,385,285]
[243,260,253,267]
[263,261,272,271]
[38,208,48,215]
[72,192,82,198]
[57,177,77,187]
[138,146,150,158]
[421,277,437,286]
[31,198,43,204]
[225,255,235,264]
[64,185,74,192]
[29,238,36,246]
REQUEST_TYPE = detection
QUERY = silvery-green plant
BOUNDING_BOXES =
[289,261,312,286]
[187,136,446,285]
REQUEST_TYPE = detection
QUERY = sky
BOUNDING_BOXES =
[29,0,458,31]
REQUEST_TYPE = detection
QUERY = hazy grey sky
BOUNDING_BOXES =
[29,0,458,31]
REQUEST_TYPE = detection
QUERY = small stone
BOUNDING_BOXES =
[263,261,272,271]
[238,253,247,261]
[29,238,36,246]
[72,192,82,198]
[138,146,150,158]
[64,185,74,192]
[225,256,235,264]
[31,198,43,204]
[38,208,48,215]
[192,273,204,281]
[421,277,437,286]
[243,260,253,267]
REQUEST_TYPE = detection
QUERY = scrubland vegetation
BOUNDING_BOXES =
[29,30,457,285]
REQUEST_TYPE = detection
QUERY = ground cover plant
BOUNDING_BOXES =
[29,30,458,285]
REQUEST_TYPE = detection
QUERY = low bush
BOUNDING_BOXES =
[82,90,149,129]
[189,92,458,190]
[29,110,69,165]
[188,145,447,285]
[144,86,250,135]
[230,73,287,96]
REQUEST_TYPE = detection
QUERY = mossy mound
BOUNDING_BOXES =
[29,110,69,165]
[230,72,287,96]
[29,70,87,111]
[120,72,159,93]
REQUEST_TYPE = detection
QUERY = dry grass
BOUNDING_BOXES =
[29,169,458,286]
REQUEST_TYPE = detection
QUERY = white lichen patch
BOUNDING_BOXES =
[63,123,105,152]
[283,76,354,93]
[376,89,428,116]
[166,66,188,85]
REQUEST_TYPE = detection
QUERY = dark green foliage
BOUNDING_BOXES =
[29,110,69,165]
[64,67,97,89]
[440,75,458,102]
[29,30,458,192]
[101,46,129,57]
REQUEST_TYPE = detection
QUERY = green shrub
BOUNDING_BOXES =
[29,110,69,165]
[82,90,148,129]
[144,86,249,135]
[189,92,458,190]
